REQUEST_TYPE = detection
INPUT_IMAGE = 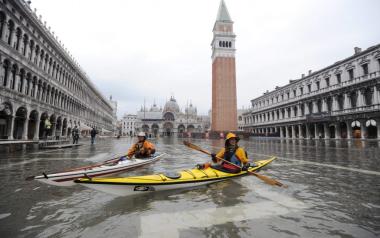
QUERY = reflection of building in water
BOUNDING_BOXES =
[243,44,380,139]
[134,96,210,137]
[0,1,116,140]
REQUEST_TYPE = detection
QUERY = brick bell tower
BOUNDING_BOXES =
[211,0,237,132]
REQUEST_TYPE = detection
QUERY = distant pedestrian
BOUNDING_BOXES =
[72,126,79,144]
[90,127,98,144]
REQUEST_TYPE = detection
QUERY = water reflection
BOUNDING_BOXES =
[0,137,379,237]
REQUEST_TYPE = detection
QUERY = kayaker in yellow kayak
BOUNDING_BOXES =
[122,132,156,160]
[211,132,252,173]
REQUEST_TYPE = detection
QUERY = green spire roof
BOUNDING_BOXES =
[216,0,232,22]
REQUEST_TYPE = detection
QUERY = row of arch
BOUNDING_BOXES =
[245,85,379,125]
[137,123,203,137]
[252,57,380,110]
[0,101,112,140]
[0,55,113,127]
[0,10,86,99]
[218,40,232,48]
[249,119,380,139]
[0,7,113,125]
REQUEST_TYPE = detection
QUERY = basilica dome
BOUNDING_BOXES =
[163,96,180,113]
[150,103,161,112]
[185,103,197,115]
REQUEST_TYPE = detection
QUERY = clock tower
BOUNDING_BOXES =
[211,0,237,132]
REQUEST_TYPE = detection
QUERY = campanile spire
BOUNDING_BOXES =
[211,0,237,132]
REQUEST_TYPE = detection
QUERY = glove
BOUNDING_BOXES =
[211,153,217,163]
[196,164,205,169]
[119,156,127,161]
[242,164,250,171]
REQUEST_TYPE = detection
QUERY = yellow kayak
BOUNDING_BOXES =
[75,157,276,196]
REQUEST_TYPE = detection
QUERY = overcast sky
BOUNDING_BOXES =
[30,0,380,118]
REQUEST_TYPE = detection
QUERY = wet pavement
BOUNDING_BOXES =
[0,137,379,238]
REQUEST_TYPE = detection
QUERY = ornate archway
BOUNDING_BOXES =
[163,122,173,136]
[0,102,13,139]
[13,107,27,139]
[27,110,39,139]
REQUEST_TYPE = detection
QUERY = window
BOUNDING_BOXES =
[286,92,290,99]
[308,84,311,93]
[362,64,368,75]
[300,87,303,95]
[348,69,354,80]
[325,78,330,87]
[316,81,320,91]
[293,89,296,97]
[336,73,341,84]
[281,94,284,101]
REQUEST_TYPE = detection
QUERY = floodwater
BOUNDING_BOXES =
[0,137,379,238]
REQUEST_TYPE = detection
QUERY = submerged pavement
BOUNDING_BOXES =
[0,137,379,237]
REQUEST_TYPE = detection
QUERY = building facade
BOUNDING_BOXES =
[0,0,116,140]
[211,0,237,132]
[120,113,137,136]
[243,45,380,139]
[134,97,210,137]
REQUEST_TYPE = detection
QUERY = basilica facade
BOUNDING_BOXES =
[134,97,210,137]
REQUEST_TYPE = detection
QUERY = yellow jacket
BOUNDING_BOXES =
[127,140,155,158]
[216,147,249,165]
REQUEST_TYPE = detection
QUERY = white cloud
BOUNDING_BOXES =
[30,0,380,117]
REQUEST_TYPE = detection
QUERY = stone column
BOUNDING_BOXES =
[280,126,284,138]
[335,123,341,139]
[360,120,367,139]
[376,119,380,140]
[51,121,56,139]
[346,121,352,139]
[332,95,338,111]
[322,98,328,112]
[33,84,38,99]
[298,124,303,138]
[34,119,40,140]
[357,89,365,108]
[285,126,292,139]
[304,102,310,115]
[292,125,296,139]
[297,104,302,117]
[7,116,14,140]
[306,124,310,139]
[0,21,7,41]
[20,76,26,94]
[373,85,380,105]
[343,93,350,109]
[22,118,29,140]
[324,123,330,139]
[14,72,20,91]
[4,68,11,88]
[314,123,319,138]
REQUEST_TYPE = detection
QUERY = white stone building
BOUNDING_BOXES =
[243,44,380,139]
[120,114,137,136]
[0,0,116,140]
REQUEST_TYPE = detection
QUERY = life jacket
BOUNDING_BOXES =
[221,146,242,173]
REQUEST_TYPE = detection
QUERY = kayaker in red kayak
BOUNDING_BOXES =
[211,132,250,173]
[123,132,156,159]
